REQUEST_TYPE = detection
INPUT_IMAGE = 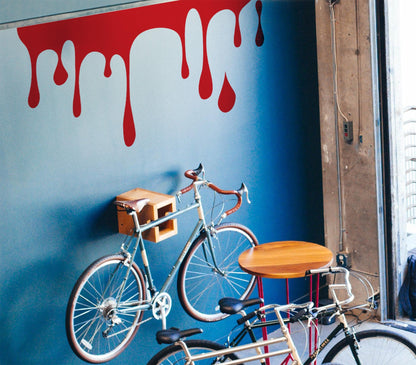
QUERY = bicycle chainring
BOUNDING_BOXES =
[152,292,172,320]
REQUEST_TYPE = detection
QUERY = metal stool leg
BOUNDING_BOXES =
[257,277,270,365]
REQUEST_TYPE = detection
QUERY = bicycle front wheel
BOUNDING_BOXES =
[147,339,239,365]
[66,254,146,363]
[178,223,258,322]
[323,329,416,364]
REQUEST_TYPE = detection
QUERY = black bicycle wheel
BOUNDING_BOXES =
[147,339,239,365]
[323,329,416,364]
[66,254,146,363]
[177,223,258,322]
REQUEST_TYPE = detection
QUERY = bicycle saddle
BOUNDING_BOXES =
[218,297,263,315]
[114,198,150,212]
[156,328,203,344]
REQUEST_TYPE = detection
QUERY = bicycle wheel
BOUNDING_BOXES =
[322,329,416,364]
[147,339,239,365]
[66,254,146,363]
[178,223,258,322]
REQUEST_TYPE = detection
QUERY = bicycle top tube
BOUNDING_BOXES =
[139,201,200,233]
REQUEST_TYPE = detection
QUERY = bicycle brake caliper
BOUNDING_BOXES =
[122,252,132,266]
[208,226,217,238]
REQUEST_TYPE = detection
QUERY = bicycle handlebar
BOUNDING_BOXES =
[306,266,355,310]
[207,182,243,218]
[179,163,205,195]
[178,164,250,218]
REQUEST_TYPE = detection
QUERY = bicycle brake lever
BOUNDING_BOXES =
[238,183,251,204]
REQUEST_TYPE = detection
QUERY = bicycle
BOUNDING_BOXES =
[66,164,259,363]
[148,266,416,364]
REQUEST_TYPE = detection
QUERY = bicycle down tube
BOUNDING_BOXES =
[114,210,202,311]
[133,181,224,302]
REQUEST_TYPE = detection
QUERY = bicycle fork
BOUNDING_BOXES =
[192,182,223,275]
[303,313,361,365]
[339,313,362,365]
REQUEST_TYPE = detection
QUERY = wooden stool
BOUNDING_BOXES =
[238,241,333,365]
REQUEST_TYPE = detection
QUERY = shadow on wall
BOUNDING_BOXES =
[0,169,186,364]
[1,257,76,364]
[48,169,183,245]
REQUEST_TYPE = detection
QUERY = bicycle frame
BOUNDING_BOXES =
[166,306,359,365]
[115,180,224,321]
[173,303,303,365]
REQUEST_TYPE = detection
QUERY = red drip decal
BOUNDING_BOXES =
[218,73,236,113]
[255,0,264,46]
[17,0,263,146]
[53,57,68,85]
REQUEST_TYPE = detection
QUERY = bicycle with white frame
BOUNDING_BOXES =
[148,266,416,364]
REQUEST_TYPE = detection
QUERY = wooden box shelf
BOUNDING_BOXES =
[116,188,178,243]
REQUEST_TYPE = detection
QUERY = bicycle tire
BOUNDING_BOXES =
[177,223,258,322]
[322,329,416,364]
[147,339,240,365]
[66,254,146,363]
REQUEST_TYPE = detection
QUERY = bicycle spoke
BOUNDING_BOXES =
[185,269,218,277]
[74,315,100,337]
[188,252,216,268]
[85,279,106,300]
[225,273,251,284]
[186,278,219,306]
[222,275,246,295]
[73,306,97,321]
[221,245,244,266]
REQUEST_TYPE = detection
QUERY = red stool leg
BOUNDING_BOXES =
[256,277,270,365]
[308,274,320,365]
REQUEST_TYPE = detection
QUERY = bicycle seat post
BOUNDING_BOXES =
[128,210,141,233]
[161,307,167,330]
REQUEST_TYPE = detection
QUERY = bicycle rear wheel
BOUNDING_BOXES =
[177,223,258,322]
[147,339,239,365]
[323,329,416,364]
[66,254,146,363]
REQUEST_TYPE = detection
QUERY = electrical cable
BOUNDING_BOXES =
[329,2,349,123]
[329,1,346,252]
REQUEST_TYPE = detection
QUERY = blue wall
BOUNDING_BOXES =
[0,1,323,364]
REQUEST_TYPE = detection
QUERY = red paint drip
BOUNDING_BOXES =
[218,73,236,113]
[255,0,264,46]
[53,56,68,85]
[17,0,263,146]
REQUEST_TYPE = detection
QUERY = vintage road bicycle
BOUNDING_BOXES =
[66,164,258,363]
[148,266,416,364]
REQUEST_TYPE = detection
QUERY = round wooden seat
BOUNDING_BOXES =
[238,241,333,279]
